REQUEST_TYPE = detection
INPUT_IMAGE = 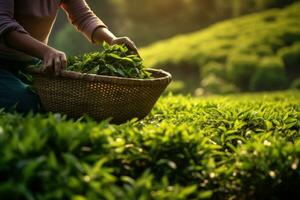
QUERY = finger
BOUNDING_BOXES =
[134,49,141,58]
[54,57,61,76]
[43,59,53,73]
[119,38,135,50]
[60,54,67,69]
[127,42,138,51]
[128,39,138,50]
[115,37,137,50]
[123,39,140,57]
[112,37,139,55]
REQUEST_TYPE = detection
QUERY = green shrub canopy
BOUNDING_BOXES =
[141,2,300,93]
[0,91,299,199]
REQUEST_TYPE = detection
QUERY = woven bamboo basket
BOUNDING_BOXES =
[27,67,172,124]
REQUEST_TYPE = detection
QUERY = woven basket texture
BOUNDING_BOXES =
[28,68,171,123]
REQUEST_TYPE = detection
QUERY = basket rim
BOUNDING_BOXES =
[27,66,172,85]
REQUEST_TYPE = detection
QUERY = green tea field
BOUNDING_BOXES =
[0,90,299,200]
[141,2,300,94]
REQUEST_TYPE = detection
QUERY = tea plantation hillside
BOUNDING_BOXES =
[0,91,299,200]
[141,2,300,94]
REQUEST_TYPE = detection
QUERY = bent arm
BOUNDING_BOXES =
[0,0,52,60]
[61,0,107,43]
[0,0,28,40]
[5,30,67,75]
[5,31,67,75]
[0,0,67,74]
[4,31,52,60]
[61,0,138,51]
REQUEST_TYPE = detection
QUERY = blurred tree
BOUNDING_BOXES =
[232,0,242,17]
[50,0,300,55]
[54,25,100,55]
[265,0,299,7]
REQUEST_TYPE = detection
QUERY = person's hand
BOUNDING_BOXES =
[92,27,140,56]
[109,37,138,52]
[42,47,67,76]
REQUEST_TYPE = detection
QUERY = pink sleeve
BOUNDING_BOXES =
[61,0,107,43]
[0,0,28,40]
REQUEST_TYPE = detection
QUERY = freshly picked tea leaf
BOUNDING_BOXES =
[67,42,152,79]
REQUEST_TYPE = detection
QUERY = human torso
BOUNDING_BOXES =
[0,0,61,61]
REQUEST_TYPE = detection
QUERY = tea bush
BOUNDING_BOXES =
[291,78,300,89]
[141,2,300,94]
[227,55,259,90]
[200,75,238,95]
[200,62,226,80]
[250,56,288,91]
[0,91,299,200]
[279,42,300,80]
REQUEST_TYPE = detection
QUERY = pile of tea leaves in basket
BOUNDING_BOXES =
[67,42,152,79]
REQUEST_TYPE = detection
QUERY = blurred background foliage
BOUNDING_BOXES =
[50,0,300,94]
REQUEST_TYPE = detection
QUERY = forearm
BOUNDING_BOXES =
[4,31,52,59]
[4,31,67,75]
[92,27,116,44]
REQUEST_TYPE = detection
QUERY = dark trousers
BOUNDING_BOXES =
[0,58,43,114]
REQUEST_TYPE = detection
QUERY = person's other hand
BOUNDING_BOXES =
[42,47,67,76]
